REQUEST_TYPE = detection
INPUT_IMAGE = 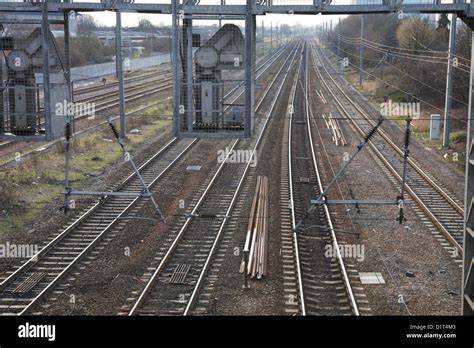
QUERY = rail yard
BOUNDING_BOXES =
[1,1,474,346]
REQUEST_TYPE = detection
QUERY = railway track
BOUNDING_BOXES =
[286,42,359,315]
[0,46,285,163]
[0,68,173,154]
[0,43,294,316]
[0,137,197,315]
[311,41,464,253]
[73,67,171,97]
[74,74,173,110]
[128,42,301,316]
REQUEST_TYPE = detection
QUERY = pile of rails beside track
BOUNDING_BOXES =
[240,176,269,280]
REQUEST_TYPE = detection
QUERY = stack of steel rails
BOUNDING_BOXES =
[240,176,269,280]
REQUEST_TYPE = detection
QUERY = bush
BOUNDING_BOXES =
[450,130,467,144]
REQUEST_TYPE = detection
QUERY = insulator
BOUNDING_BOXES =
[109,121,120,140]
[405,123,411,148]
[65,122,72,141]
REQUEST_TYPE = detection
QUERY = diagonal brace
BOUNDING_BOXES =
[107,118,166,222]
[294,116,384,232]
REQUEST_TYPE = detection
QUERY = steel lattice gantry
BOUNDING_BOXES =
[0,1,472,16]
[0,0,474,314]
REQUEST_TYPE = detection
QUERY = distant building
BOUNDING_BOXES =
[91,30,168,46]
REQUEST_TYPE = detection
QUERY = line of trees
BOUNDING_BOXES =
[329,14,471,112]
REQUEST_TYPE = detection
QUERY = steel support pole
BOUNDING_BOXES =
[359,14,365,86]
[443,13,457,148]
[277,23,279,47]
[337,18,341,58]
[245,0,255,137]
[330,19,333,51]
[186,18,193,133]
[63,10,72,211]
[262,20,264,57]
[270,21,273,53]
[150,26,153,54]
[42,1,52,140]
[0,56,3,134]
[64,11,74,133]
[327,21,330,45]
[64,12,71,101]
[251,14,256,134]
[219,0,225,27]
[172,1,179,136]
[324,22,326,47]
[462,28,474,316]
[169,27,172,66]
[115,10,126,140]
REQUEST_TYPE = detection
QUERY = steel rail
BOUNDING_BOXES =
[288,43,359,316]
[302,45,359,315]
[129,42,301,316]
[183,43,301,316]
[311,42,462,253]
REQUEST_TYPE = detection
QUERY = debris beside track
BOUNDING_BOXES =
[322,112,347,146]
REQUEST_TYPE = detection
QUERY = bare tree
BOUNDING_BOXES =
[396,17,435,54]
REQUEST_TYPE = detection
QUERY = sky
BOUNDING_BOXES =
[79,0,343,27]
[88,12,346,29]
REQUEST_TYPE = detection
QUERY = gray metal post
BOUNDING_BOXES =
[169,27,172,66]
[251,14,256,134]
[0,55,3,134]
[186,18,193,133]
[443,14,458,148]
[41,1,52,140]
[63,10,72,211]
[262,20,264,57]
[64,12,71,100]
[64,11,74,134]
[324,22,326,47]
[337,18,341,58]
[116,10,126,140]
[172,1,179,136]
[219,0,225,27]
[330,19,332,51]
[277,23,279,47]
[327,21,330,45]
[150,26,153,54]
[245,0,255,137]
[359,14,365,86]
[462,28,474,316]
[270,21,273,53]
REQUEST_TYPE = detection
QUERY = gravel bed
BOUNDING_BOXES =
[32,46,296,315]
[0,124,174,279]
[324,49,465,203]
[309,60,462,315]
[203,77,295,316]
[34,138,230,315]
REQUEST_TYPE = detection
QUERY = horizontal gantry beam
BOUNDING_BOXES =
[0,2,472,17]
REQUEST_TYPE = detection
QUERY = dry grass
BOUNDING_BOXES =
[361,79,379,95]
[0,176,18,209]
[412,114,430,132]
